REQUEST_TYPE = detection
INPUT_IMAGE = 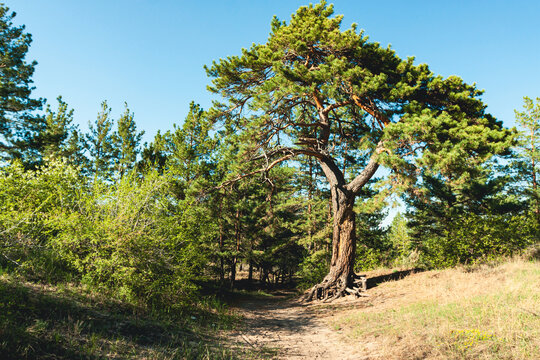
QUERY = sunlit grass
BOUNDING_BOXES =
[331,258,540,359]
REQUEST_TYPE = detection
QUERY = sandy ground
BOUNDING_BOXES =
[224,262,540,359]
[226,291,372,359]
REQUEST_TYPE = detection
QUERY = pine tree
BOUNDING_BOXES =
[86,101,116,178]
[206,1,513,300]
[386,212,412,265]
[40,97,77,159]
[114,103,144,176]
[514,97,540,220]
[0,4,43,163]
[404,160,527,267]
[63,128,88,170]
[139,131,167,172]
[162,102,216,198]
[41,97,87,168]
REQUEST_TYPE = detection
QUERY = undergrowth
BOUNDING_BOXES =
[0,274,240,359]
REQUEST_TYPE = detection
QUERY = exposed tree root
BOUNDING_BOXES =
[303,272,367,302]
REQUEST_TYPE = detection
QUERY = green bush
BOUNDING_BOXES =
[354,245,387,271]
[296,249,329,289]
[51,170,207,308]
[0,160,81,281]
[0,160,209,309]
[420,213,536,268]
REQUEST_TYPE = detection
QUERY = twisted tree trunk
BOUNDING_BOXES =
[305,186,358,301]
[304,146,381,302]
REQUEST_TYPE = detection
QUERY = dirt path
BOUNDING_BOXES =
[226,291,371,359]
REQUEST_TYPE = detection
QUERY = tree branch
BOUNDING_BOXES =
[252,146,327,161]
[323,100,352,115]
[351,95,389,130]
[346,142,384,194]
[215,154,293,190]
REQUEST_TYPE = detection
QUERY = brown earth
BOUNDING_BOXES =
[225,260,540,359]
[223,277,408,360]
[225,269,419,359]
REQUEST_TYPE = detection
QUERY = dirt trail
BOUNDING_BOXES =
[227,291,372,359]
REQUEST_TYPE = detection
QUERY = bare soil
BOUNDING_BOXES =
[226,290,374,359]
[225,269,420,359]
[225,261,540,359]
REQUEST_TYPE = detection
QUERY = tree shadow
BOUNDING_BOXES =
[226,291,318,358]
[366,268,425,289]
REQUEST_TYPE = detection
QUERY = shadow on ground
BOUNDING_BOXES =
[0,277,233,359]
[225,288,318,358]
[366,268,425,289]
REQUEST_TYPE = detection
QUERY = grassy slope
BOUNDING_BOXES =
[2,259,538,359]
[0,275,239,360]
[331,258,540,360]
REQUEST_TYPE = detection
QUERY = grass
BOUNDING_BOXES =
[0,274,241,359]
[229,289,276,299]
[331,258,540,359]
[3,258,538,359]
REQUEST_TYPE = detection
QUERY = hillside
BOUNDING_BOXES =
[0,275,237,359]
[1,257,538,359]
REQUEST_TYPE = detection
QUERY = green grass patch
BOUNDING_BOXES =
[0,275,240,359]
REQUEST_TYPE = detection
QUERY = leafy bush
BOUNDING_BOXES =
[354,245,387,271]
[419,213,537,268]
[0,160,81,281]
[296,250,329,289]
[51,170,207,308]
[0,160,210,309]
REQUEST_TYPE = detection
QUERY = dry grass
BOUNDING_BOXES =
[331,258,540,359]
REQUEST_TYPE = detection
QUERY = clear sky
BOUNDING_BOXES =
[5,0,540,143]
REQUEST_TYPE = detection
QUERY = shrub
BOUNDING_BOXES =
[0,161,209,309]
[0,159,82,281]
[420,212,536,268]
[51,170,207,308]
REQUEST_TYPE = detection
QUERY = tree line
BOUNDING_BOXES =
[0,2,537,307]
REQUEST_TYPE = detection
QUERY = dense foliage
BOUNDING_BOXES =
[0,1,537,312]
[0,5,43,164]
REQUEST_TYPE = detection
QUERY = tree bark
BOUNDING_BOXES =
[531,127,539,217]
[218,196,225,283]
[230,208,241,289]
[305,186,358,301]
[304,148,381,301]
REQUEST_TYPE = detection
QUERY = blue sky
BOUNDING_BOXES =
[5,0,540,143]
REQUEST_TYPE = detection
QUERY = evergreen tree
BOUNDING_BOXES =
[114,103,144,176]
[354,191,389,270]
[514,97,540,221]
[63,128,88,169]
[254,166,304,286]
[39,96,88,165]
[206,1,513,300]
[86,101,116,178]
[295,156,332,256]
[42,97,74,159]
[167,103,214,183]
[386,212,412,266]
[0,4,43,163]
[404,160,528,267]
[139,131,167,173]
